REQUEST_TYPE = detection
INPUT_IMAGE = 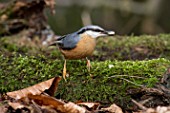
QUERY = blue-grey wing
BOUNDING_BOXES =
[57,33,81,50]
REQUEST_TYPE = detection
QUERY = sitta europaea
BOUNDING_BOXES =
[51,25,115,79]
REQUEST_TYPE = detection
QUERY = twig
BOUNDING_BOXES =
[108,75,146,79]
[119,78,144,87]
[139,97,153,105]
[31,100,42,113]
[131,99,147,110]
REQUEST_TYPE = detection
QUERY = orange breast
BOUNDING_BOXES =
[60,34,96,59]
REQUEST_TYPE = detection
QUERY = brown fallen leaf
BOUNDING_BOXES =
[8,101,25,110]
[101,104,123,113]
[156,106,170,113]
[143,106,170,113]
[7,77,61,100]
[77,102,100,111]
[41,105,58,113]
[30,100,43,113]
[45,77,62,96]
[64,102,87,113]
[0,105,8,113]
[27,94,65,112]
[26,94,88,113]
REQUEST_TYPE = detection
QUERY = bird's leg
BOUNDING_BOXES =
[63,59,67,80]
[86,57,91,72]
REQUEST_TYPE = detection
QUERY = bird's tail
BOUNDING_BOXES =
[48,35,65,46]
[42,35,62,46]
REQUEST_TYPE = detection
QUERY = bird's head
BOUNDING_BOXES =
[77,25,115,38]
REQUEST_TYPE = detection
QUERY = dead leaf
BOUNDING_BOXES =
[77,102,100,110]
[45,77,61,96]
[41,106,58,113]
[8,101,25,110]
[7,77,61,99]
[156,106,170,113]
[144,108,155,113]
[144,106,170,113]
[30,100,42,113]
[0,105,8,113]
[64,102,87,113]
[101,104,123,113]
[27,94,88,113]
[27,94,65,112]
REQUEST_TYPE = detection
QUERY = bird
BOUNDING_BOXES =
[50,25,115,80]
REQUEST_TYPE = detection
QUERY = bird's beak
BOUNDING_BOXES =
[107,31,115,36]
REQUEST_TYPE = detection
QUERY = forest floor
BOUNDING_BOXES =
[0,33,170,113]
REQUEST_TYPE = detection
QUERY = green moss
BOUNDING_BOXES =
[1,34,170,108]
[1,34,170,60]
[0,53,169,107]
[57,58,170,105]
[95,34,170,60]
[0,54,61,92]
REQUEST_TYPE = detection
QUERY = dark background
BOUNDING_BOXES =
[1,0,170,35]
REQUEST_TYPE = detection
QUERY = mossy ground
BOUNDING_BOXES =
[1,34,170,108]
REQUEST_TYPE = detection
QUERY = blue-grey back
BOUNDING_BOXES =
[58,32,81,50]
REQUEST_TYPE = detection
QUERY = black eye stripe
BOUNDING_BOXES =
[77,28,105,34]
[77,29,86,34]
[89,28,103,32]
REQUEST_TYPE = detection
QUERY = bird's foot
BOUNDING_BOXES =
[63,60,68,81]
[86,57,91,72]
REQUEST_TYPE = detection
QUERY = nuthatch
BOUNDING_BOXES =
[50,25,115,80]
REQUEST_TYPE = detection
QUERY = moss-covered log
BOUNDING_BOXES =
[1,34,170,60]
[1,34,170,109]
[0,54,170,108]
